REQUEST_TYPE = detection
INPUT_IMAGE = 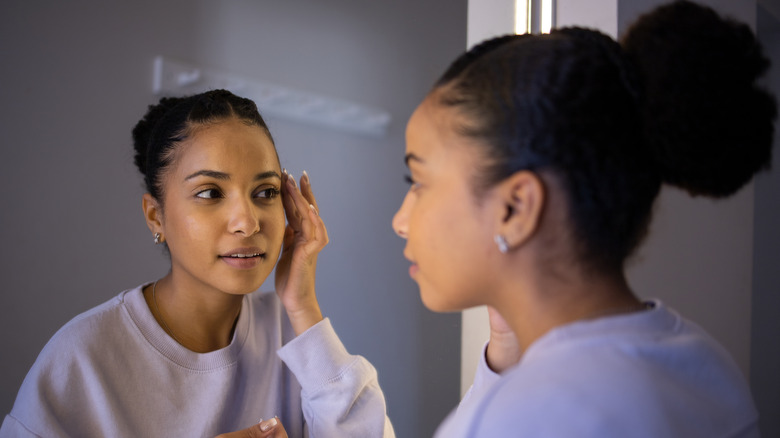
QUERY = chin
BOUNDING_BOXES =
[419,286,467,314]
[221,275,269,296]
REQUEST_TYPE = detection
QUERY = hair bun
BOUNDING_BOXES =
[622,0,776,197]
[132,96,185,177]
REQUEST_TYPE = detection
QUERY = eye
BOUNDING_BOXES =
[404,174,420,191]
[255,187,281,199]
[195,188,222,199]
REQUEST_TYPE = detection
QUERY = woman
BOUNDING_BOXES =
[1,90,394,437]
[393,1,775,437]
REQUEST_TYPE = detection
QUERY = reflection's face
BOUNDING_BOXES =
[392,97,495,312]
[160,118,285,296]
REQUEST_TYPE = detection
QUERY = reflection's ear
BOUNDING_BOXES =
[142,193,163,235]
[495,170,545,251]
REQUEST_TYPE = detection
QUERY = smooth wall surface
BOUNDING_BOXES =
[0,2,466,436]
[752,4,780,436]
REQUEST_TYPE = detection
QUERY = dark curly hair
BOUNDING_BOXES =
[132,89,276,203]
[433,0,776,272]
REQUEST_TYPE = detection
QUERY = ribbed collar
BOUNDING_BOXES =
[122,283,251,372]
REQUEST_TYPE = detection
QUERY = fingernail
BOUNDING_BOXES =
[289,175,297,188]
[260,417,278,432]
[303,170,309,182]
[309,204,317,215]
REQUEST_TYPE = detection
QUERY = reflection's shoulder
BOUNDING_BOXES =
[37,286,136,358]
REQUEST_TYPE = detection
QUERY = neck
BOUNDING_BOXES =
[496,263,640,354]
[144,274,244,353]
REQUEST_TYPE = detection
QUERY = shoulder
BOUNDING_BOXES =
[470,307,757,436]
[7,286,146,434]
[37,287,138,360]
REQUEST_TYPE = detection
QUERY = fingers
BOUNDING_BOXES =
[260,417,288,438]
[281,169,328,250]
[300,170,319,212]
[280,171,299,229]
[287,172,315,238]
[213,417,287,438]
[298,171,328,246]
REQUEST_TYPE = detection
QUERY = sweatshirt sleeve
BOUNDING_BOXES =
[0,414,41,438]
[277,318,395,438]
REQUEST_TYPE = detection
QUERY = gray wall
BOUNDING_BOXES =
[752,4,780,436]
[0,1,466,436]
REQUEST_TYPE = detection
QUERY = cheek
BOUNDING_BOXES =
[264,207,286,247]
[182,211,217,237]
[183,215,202,234]
[172,213,216,254]
[411,195,459,241]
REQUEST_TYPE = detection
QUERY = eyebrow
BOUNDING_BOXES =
[184,170,282,181]
[404,153,423,167]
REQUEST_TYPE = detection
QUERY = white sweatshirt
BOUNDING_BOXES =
[437,301,759,438]
[1,284,395,438]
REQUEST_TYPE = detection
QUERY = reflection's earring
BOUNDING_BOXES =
[154,233,161,245]
[494,235,509,254]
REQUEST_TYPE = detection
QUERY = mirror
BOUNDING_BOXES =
[0,1,467,435]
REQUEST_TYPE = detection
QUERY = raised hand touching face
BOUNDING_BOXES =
[274,170,329,335]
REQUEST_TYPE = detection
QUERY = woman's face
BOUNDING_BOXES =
[158,118,285,296]
[392,96,499,312]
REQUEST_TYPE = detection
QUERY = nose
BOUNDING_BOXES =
[228,197,261,236]
[392,192,412,239]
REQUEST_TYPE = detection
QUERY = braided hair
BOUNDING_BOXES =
[132,89,275,203]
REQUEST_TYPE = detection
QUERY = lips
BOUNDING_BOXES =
[403,252,419,278]
[219,247,265,269]
[224,252,263,258]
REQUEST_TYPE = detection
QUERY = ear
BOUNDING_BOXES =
[142,193,164,238]
[495,170,545,251]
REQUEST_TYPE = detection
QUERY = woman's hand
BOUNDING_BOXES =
[275,170,328,335]
[485,306,522,374]
[215,417,288,438]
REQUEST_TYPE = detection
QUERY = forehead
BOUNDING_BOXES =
[173,119,279,174]
[407,97,448,151]
[405,95,480,162]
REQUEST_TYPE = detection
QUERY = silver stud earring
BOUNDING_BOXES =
[154,233,161,244]
[494,234,509,254]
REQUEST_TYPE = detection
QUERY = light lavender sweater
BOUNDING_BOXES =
[436,301,758,438]
[1,284,394,437]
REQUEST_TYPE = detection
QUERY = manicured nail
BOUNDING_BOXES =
[260,417,278,432]
[309,204,317,215]
[303,170,310,183]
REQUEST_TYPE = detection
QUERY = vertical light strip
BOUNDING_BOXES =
[541,0,553,33]
[515,0,529,34]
